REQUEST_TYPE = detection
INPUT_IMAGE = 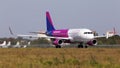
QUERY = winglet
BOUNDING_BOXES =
[9,26,14,35]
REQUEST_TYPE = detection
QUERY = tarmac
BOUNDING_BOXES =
[28,44,120,48]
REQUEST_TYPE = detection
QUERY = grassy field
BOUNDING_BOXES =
[0,48,120,68]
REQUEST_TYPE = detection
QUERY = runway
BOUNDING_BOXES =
[28,44,120,48]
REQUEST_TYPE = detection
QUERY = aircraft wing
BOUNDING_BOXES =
[29,31,46,34]
[94,32,115,39]
[9,27,47,38]
[94,28,116,39]
[17,33,48,38]
[17,34,38,38]
[47,36,73,40]
[94,35,107,38]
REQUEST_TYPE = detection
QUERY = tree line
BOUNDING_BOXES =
[0,35,120,45]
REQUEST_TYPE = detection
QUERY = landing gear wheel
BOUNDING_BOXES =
[78,44,83,48]
[58,45,61,48]
[78,42,83,48]
[85,45,88,48]
[56,45,61,48]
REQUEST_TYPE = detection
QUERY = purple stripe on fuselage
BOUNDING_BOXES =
[52,29,69,37]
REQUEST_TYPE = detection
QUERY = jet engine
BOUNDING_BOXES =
[87,40,97,46]
[53,39,63,45]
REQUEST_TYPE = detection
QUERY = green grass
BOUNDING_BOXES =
[0,48,120,68]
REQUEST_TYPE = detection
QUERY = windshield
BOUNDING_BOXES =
[84,32,93,34]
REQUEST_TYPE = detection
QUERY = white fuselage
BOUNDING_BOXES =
[68,29,94,42]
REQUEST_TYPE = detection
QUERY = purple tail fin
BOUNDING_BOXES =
[46,11,55,32]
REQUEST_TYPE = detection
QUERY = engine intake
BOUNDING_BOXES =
[53,39,63,45]
[87,40,97,46]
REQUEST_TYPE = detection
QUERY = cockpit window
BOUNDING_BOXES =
[84,32,87,34]
[84,32,93,34]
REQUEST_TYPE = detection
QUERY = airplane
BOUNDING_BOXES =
[12,41,30,48]
[7,41,11,46]
[29,11,116,48]
[2,41,11,48]
[106,27,116,38]
[0,41,11,48]
[0,41,7,47]
[17,11,115,48]
[22,41,31,48]
[12,41,21,48]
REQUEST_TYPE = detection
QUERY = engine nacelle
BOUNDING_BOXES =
[87,40,97,46]
[53,39,63,45]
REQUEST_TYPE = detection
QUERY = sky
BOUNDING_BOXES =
[0,0,120,37]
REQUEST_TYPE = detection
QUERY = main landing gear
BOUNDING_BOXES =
[55,45,61,48]
[78,42,88,48]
